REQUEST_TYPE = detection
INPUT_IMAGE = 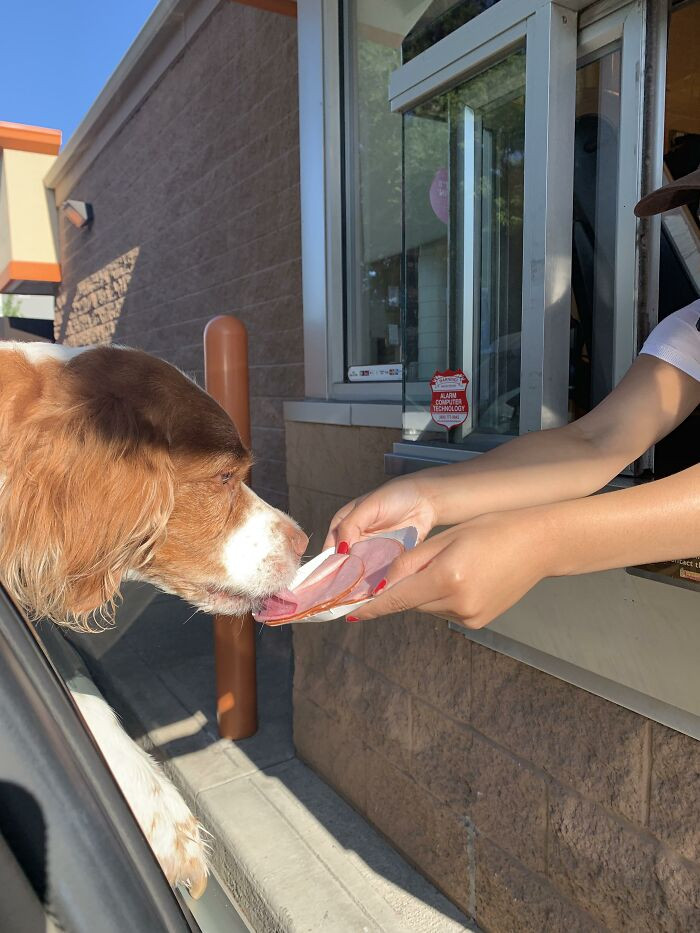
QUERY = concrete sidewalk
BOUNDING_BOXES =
[68,587,477,933]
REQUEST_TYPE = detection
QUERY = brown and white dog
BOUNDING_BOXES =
[0,342,307,896]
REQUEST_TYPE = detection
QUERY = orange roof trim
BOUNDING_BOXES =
[227,0,296,17]
[0,261,62,293]
[0,121,62,156]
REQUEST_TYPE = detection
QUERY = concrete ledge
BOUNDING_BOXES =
[68,593,475,932]
[284,399,403,429]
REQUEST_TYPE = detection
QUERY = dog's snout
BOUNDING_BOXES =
[281,521,308,557]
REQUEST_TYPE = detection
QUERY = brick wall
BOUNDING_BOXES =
[287,419,700,932]
[54,1,301,509]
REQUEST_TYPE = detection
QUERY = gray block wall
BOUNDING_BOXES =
[55,1,301,509]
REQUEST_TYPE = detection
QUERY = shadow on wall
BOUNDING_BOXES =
[55,247,141,346]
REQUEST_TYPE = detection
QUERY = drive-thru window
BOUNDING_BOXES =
[296,0,700,735]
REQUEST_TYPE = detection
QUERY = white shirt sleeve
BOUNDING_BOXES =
[640,300,700,382]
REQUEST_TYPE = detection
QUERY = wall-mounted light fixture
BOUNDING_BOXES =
[61,199,93,229]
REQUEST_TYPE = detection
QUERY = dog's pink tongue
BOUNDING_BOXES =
[255,553,363,623]
[257,591,297,620]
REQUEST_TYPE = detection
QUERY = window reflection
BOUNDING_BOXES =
[402,0,504,63]
[403,49,525,443]
[343,0,431,373]
[569,47,621,420]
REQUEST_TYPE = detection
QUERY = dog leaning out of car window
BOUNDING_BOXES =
[0,343,308,897]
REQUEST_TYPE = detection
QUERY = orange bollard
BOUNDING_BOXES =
[204,315,257,740]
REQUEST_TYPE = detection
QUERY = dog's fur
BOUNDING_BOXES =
[0,342,307,895]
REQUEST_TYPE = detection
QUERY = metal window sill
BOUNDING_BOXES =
[385,438,517,474]
[283,399,402,429]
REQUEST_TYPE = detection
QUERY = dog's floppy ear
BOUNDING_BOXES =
[0,403,174,630]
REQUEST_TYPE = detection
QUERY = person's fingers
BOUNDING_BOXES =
[322,498,363,549]
[401,597,484,628]
[348,565,441,620]
[380,533,449,587]
[330,495,388,549]
[348,535,453,620]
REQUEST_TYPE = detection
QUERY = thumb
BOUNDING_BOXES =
[349,536,448,621]
[323,500,358,550]
[333,497,384,549]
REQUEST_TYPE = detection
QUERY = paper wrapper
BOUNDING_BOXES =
[261,526,418,624]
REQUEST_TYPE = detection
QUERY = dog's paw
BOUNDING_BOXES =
[71,691,209,897]
[131,765,210,897]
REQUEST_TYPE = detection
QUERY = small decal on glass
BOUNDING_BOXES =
[430,369,469,429]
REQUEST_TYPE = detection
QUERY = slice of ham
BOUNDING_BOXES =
[256,553,364,624]
[293,553,349,593]
[255,535,407,625]
[344,538,403,601]
[255,555,350,622]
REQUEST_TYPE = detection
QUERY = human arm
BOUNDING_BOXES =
[325,356,700,548]
[348,461,700,627]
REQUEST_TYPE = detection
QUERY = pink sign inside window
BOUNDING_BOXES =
[429,168,449,224]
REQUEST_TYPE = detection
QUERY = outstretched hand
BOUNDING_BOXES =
[345,508,555,629]
[323,476,439,550]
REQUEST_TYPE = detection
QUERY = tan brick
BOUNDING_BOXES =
[318,616,365,659]
[251,397,285,431]
[548,787,700,931]
[411,700,472,812]
[244,293,304,335]
[247,326,303,367]
[250,458,287,496]
[285,422,399,500]
[295,637,366,736]
[363,668,411,771]
[365,747,472,915]
[475,836,604,933]
[293,628,409,769]
[411,701,547,872]
[293,694,366,812]
[472,644,647,822]
[650,723,700,862]
[248,363,304,400]
[364,611,471,724]
[251,426,287,464]
[292,624,326,698]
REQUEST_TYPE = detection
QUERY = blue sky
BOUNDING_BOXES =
[1,1,159,148]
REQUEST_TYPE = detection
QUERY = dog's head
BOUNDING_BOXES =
[0,346,307,629]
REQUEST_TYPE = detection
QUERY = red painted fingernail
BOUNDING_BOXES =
[337,541,350,555]
[372,579,387,595]
[346,615,359,623]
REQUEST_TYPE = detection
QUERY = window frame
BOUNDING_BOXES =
[297,0,656,422]
[389,0,648,442]
[298,0,402,402]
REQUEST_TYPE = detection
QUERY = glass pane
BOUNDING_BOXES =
[403,49,526,444]
[402,0,505,63]
[343,0,433,375]
[569,47,621,420]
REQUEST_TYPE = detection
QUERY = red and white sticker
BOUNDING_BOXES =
[430,369,469,429]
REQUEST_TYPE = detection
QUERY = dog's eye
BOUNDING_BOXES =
[220,471,234,485]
